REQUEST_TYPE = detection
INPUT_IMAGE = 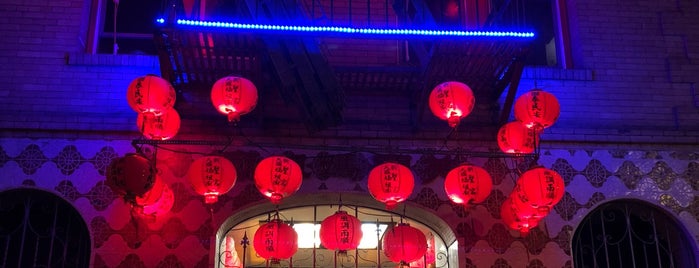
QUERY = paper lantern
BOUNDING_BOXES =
[501,198,540,236]
[514,89,560,130]
[106,153,155,197]
[367,163,414,210]
[319,211,362,253]
[428,81,475,128]
[444,164,492,205]
[254,156,303,204]
[140,183,174,216]
[136,108,180,140]
[187,156,237,204]
[253,219,298,261]
[126,75,176,115]
[513,166,565,210]
[135,176,165,206]
[382,223,427,264]
[497,121,538,154]
[211,76,258,122]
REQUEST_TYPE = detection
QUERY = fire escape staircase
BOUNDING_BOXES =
[154,0,532,133]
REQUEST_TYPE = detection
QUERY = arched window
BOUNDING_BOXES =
[0,188,91,267]
[216,193,457,268]
[572,199,697,268]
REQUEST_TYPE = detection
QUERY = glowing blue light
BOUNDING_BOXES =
[155,18,535,38]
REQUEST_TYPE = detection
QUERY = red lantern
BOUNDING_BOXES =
[106,153,155,197]
[253,219,298,261]
[211,76,258,122]
[135,176,165,206]
[254,156,303,204]
[126,75,176,115]
[382,223,427,264]
[514,89,560,130]
[187,156,237,204]
[501,198,540,236]
[514,166,565,210]
[497,121,538,154]
[319,211,363,253]
[140,183,174,216]
[428,81,475,128]
[444,164,492,205]
[367,163,414,210]
[136,108,181,140]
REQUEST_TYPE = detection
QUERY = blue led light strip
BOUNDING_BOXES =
[157,18,535,38]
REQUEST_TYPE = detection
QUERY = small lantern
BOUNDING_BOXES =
[514,89,560,131]
[444,164,492,206]
[126,75,176,115]
[253,219,298,261]
[254,156,303,204]
[428,81,475,128]
[501,198,540,236]
[497,121,538,154]
[140,183,174,216]
[319,211,363,253]
[187,156,237,204]
[136,108,181,140]
[367,163,414,210]
[381,223,427,264]
[513,166,565,210]
[211,76,258,122]
[106,153,155,198]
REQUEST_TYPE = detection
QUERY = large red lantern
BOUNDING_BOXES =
[382,223,427,264]
[501,198,540,236]
[497,121,538,154]
[444,164,492,206]
[367,163,414,210]
[513,166,565,210]
[136,108,181,140]
[126,75,176,115]
[187,156,237,204]
[253,219,299,261]
[428,81,475,128]
[319,211,363,253]
[514,89,560,131]
[106,153,155,197]
[254,156,303,204]
[211,76,258,122]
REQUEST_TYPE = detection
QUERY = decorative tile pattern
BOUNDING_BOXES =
[89,146,120,176]
[15,144,49,175]
[483,158,509,185]
[553,225,573,255]
[0,145,9,168]
[614,161,644,189]
[1,142,697,268]
[156,255,185,268]
[413,187,442,211]
[52,145,84,175]
[551,159,576,185]
[648,161,677,190]
[116,254,146,268]
[582,159,611,188]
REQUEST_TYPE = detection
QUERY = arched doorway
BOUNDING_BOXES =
[572,198,697,268]
[0,188,91,267]
[216,193,458,268]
